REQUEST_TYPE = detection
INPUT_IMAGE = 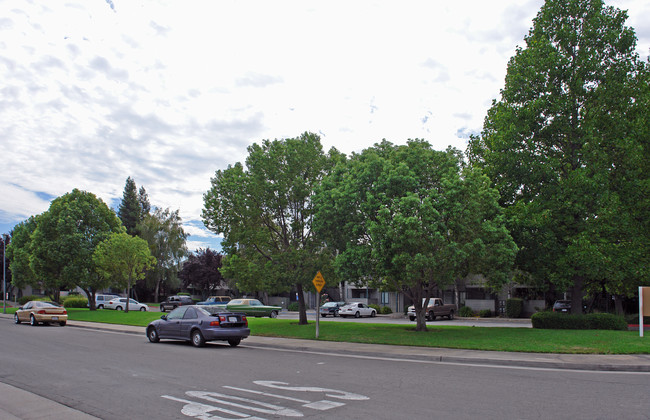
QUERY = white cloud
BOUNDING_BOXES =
[1,0,648,248]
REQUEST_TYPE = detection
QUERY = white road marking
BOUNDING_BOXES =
[254,381,369,400]
[186,391,303,417]
[162,395,266,419]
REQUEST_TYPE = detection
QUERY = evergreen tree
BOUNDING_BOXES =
[118,177,140,236]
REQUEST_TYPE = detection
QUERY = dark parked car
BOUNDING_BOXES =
[319,301,346,317]
[146,305,250,347]
[160,295,194,312]
[552,300,571,313]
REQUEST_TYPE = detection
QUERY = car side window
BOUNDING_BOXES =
[183,307,197,319]
[167,306,188,320]
[24,302,32,309]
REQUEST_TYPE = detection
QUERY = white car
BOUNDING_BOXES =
[338,302,376,318]
[105,297,148,311]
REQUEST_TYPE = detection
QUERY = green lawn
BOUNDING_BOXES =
[5,307,648,354]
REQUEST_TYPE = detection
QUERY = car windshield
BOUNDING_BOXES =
[200,306,222,315]
[229,299,244,305]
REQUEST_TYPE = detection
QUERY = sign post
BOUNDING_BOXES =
[312,271,325,339]
[640,287,650,337]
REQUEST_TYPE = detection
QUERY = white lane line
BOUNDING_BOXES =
[242,345,650,375]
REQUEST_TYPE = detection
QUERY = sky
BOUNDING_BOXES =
[1,0,649,252]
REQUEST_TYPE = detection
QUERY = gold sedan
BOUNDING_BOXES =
[14,301,68,326]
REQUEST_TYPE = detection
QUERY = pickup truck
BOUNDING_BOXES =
[407,298,457,321]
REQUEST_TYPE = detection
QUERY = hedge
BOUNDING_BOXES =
[63,296,89,308]
[459,306,474,317]
[531,311,627,330]
[505,298,523,318]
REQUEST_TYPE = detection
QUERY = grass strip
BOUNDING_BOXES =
[7,308,648,354]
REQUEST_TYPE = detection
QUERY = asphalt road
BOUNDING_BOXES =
[1,318,649,419]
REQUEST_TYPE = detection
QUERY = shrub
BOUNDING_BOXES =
[531,312,627,330]
[380,306,393,315]
[18,295,39,305]
[505,298,523,318]
[459,306,474,317]
[369,304,380,312]
[177,292,191,296]
[63,296,88,308]
[479,309,492,318]
[287,302,300,312]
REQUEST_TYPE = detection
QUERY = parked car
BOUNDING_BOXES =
[146,305,250,347]
[407,298,457,321]
[552,300,571,313]
[226,299,281,318]
[196,296,231,306]
[14,301,68,326]
[160,295,194,312]
[90,294,121,309]
[105,297,148,311]
[338,302,376,318]
[319,301,346,317]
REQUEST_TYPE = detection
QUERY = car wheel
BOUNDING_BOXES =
[160,306,165,312]
[354,311,360,318]
[140,307,147,312]
[370,311,376,317]
[59,321,66,326]
[321,314,327,318]
[98,304,104,309]
[228,338,241,347]
[147,326,160,343]
[116,306,123,311]
[30,315,38,326]
[409,316,416,321]
[448,310,454,320]
[14,313,20,324]
[269,310,278,319]
[191,330,205,347]
[428,311,436,321]
[334,311,338,317]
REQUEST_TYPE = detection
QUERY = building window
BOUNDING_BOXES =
[381,292,389,305]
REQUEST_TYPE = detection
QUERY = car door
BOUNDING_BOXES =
[158,306,187,339]
[179,307,198,339]
[358,303,370,316]
[19,302,33,322]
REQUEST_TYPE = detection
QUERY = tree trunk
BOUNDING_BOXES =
[570,276,584,315]
[614,295,624,315]
[82,288,96,310]
[297,282,308,325]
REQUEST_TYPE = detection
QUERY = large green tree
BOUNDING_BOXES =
[6,217,38,291]
[138,207,188,301]
[202,132,343,325]
[29,189,124,304]
[467,0,649,313]
[93,232,156,312]
[314,140,517,331]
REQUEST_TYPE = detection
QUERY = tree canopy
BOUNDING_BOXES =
[314,140,517,331]
[466,0,649,313]
[179,248,228,299]
[202,132,343,324]
[93,232,156,312]
[138,207,188,302]
[27,189,124,303]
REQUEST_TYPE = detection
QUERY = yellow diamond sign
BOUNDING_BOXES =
[312,271,325,293]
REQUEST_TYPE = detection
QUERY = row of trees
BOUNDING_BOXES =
[202,0,649,329]
[5,178,189,309]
